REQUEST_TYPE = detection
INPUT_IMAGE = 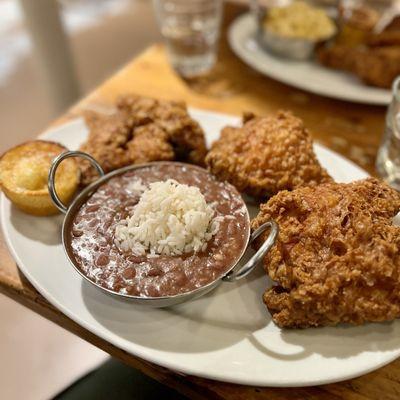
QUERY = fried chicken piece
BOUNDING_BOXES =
[80,111,133,184]
[126,124,174,164]
[317,11,400,89]
[205,111,332,199]
[79,95,207,185]
[117,95,207,166]
[352,46,400,88]
[317,45,358,72]
[367,30,400,47]
[252,178,400,328]
[318,44,400,88]
[338,4,380,32]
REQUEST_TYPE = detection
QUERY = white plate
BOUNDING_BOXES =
[228,13,392,105]
[3,109,400,387]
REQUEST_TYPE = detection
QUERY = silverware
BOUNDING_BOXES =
[48,150,278,307]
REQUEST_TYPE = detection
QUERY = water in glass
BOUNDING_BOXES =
[153,0,223,77]
[376,77,400,190]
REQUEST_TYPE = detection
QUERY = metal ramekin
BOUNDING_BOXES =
[252,0,337,60]
[48,151,278,307]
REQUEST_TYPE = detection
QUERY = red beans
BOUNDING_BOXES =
[69,164,249,297]
[96,254,109,266]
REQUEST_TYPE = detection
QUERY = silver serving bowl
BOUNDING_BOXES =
[252,1,337,60]
[258,28,319,60]
[48,150,278,308]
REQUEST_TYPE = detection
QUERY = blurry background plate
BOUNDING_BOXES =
[228,13,392,105]
[2,109,400,387]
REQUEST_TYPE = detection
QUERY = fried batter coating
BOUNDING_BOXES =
[318,44,400,89]
[117,95,207,166]
[252,178,400,328]
[80,111,133,184]
[317,11,400,89]
[205,111,332,199]
[367,31,400,47]
[126,124,174,164]
[79,95,207,185]
[352,46,400,88]
[317,44,358,72]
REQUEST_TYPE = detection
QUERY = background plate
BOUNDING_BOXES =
[228,13,392,105]
[2,109,400,387]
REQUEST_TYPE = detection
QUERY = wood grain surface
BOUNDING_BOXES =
[0,3,397,399]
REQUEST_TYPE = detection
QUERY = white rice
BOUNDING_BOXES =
[115,179,219,256]
[125,178,147,195]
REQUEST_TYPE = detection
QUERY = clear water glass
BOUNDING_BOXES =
[376,77,400,190]
[153,0,223,78]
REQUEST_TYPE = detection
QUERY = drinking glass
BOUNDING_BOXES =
[376,77,400,189]
[153,0,223,78]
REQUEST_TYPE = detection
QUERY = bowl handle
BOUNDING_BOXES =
[48,150,105,213]
[222,220,278,282]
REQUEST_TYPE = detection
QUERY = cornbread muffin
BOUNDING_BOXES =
[0,141,79,216]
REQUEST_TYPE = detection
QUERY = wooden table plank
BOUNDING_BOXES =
[0,3,397,399]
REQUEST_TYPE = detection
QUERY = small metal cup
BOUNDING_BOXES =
[251,0,336,61]
[48,151,278,307]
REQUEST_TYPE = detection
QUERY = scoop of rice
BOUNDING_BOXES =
[115,179,218,256]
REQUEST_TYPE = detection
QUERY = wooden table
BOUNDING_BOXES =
[0,4,398,400]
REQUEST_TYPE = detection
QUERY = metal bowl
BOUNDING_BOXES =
[258,28,319,60]
[252,1,337,60]
[48,151,278,308]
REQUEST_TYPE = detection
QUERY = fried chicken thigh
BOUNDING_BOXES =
[205,111,331,199]
[252,178,400,328]
[79,95,207,185]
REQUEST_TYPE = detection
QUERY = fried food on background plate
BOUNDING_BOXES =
[79,95,207,185]
[351,46,400,88]
[117,95,207,166]
[318,44,400,89]
[252,178,400,328]
[367,30,400,47]
[80,111,134,182]
[205,111,332,199]
[317,10,400,88]
[317,44,358,72]
[0,141,79,216]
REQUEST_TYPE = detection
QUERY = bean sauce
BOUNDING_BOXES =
[67,164,249,297]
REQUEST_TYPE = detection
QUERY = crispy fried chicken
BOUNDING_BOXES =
[205,111,332,199]
[79,95,207,185]
[318,44,400,89]
[252,178,400,328]
[317,11,400,88]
